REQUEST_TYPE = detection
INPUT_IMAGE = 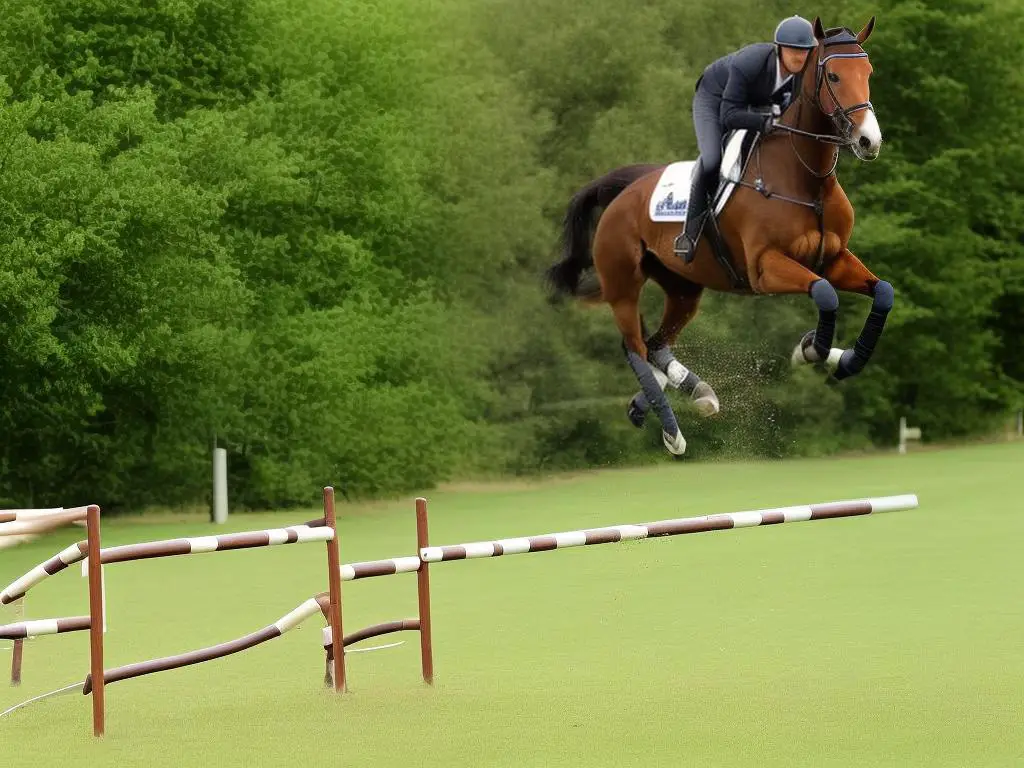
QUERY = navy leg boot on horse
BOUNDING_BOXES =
[791,279,895,381]
[833,280,894,379]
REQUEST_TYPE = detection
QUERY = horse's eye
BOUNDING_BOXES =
[827,72,840,84]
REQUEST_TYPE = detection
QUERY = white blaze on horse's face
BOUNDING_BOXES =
[852,107,882,161]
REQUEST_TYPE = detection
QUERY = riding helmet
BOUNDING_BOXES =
[773,15,817,48]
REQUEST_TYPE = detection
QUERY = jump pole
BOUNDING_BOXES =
[0,616,92,640]
[420,495,918,562]
[83,598,324,692]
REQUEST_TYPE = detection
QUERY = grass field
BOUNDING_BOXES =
[1,442,1022,767]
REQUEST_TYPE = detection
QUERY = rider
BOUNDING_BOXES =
[673,15,818,262]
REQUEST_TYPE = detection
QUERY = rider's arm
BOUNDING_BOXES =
[719,57,773,132]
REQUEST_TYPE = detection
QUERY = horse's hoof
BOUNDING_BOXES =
[662,429,687,455]
[627,395,647,428]
[691,381,720,417]
[790,330,818,366]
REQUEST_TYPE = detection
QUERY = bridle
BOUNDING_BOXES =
[816,49,873,139]
[778,33,874,177]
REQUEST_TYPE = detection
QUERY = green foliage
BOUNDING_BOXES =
[0,0,1020,511]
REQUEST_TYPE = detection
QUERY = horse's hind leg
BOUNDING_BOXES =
[609,297,687,455]
[628,249,719,422]
[646,287,702,387]
[627,291,720,426]
[592,194,686,454]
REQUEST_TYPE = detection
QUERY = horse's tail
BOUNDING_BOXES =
[545,164,662,302]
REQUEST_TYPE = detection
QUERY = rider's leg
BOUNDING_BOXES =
[674,89,722,262]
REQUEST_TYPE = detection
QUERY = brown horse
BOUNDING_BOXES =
[546,17,890,456]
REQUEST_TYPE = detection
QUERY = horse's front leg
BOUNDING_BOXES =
[751,249,846,370]
[820,248,894,380]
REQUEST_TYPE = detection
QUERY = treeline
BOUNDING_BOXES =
[0,0,1020,511]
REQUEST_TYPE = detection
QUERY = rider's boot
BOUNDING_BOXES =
[673,168,711,263]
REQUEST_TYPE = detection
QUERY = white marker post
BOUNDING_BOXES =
[899,416,922,455]
[212,447,228,525]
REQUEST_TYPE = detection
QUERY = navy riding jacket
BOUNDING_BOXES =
[697,43,793,132]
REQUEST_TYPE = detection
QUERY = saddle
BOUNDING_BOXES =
[649,130,760,289]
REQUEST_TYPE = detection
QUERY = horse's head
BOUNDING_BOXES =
[802,17,881,160]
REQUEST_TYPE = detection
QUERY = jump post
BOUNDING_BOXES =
[318,491,434,690]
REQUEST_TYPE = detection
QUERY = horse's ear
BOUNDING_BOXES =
[857,16,875,43]
[812,16,826,40]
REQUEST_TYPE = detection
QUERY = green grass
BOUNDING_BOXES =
[2,442,1023,766]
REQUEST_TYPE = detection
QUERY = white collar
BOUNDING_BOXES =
[774,53,794,92]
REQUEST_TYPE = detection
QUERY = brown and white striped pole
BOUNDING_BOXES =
[86,504,105,737]
[322,487,345,693]
[339,556,422,581]
[1,542,90,605]
[420,495,919,563]
[0,616,92,640]
[1,525,334,606]
[83,598,324,693]
[98,524,334,564]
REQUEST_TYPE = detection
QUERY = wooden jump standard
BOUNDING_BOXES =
[0,497,346,737]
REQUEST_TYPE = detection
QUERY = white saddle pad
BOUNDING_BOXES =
[648,129,752,223]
